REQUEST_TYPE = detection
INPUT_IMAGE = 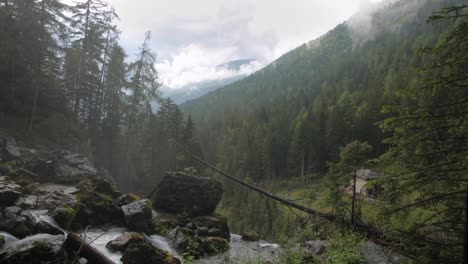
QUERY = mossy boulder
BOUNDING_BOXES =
[153,172,223,216]
[51,206,76,229]
[152,218,177,236]
[106,232,146,252]
[121,240,181,264]
[201,237,229,254]
[116,193,141,206]
[75,192,124,227]
[121,199,153,233]
[93,178,121,198]
[241,230,260,241]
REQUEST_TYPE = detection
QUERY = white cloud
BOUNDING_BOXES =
[69,0,384,90]
[156,44,263,89]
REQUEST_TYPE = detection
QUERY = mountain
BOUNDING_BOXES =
[181,0,462,175]
[162,59,260,104]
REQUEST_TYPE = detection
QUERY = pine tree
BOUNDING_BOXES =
[380,5,468,261]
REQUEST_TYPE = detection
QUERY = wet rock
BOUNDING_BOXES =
[153,172,223,216]
[34,220,64,235]
[116,193,141,206]
[0,136,21,161]
[48,151,97,182]
[0,234,65,264]
[168,228,189,249]
[93,178,121,198]
[106,232,146,252]
[0,177,22,206]
[305,240,327,255]
[0,207,35,238]
[121,199,152,233]
[152,218,177,236]
[51,206,75,229]
[76,192,124,227]
[0,234,5,249]
[241,230,260,242]
[192,215,230,240]
[201,237,229,254]
[121,240,181,264]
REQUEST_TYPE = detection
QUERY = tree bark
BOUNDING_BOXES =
[351,168,357,226]
[65,233,115,264]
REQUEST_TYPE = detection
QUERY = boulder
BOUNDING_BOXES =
[192,215,230,240]
[48,151,97,182]
[106,232,146,252]
[51,206,75,229]
[0,234,5,249]
[34,220,64,236]
[121,240,181,264]
[0,207,35,238]
[201,236,229,254]
[0,234,65,264]
[72,192,124,228]
[241,230,260,242]
[0,136,21,161]
[93,178,121,198]
[305,240,327,255]
[153,172,223,216]
[0,177,22,206]
[116,193,141,206]
[121,199,153,233]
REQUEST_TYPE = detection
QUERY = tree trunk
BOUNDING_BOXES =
[28,0,46,132]
[351,168,357,226]
[65,233,115,264]
[301,150,304,183]
[464,185,468,264]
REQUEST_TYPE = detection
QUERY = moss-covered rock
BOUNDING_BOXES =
[75,191,124,227]
[106,232,146,252]
[51,206,76,229]
[241,230,260,241]
[152,218,177,236]
[121,240,181,264]
[201,237,229,254]
[116,193,141,206]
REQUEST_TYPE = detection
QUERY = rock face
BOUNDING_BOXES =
[0,136,21,161]
[121,240,181,264]
[0,234,65,264]
[153,172,223,216]
[49,151,97,182]
[121,199,153,233]
[0,176,22,206]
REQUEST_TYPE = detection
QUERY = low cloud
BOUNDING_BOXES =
[70,0,384,90]
[156,44,263,89]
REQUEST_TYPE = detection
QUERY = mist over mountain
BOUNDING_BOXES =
[162,58,260,104]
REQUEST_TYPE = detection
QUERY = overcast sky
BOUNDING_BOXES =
[98,0,382,90]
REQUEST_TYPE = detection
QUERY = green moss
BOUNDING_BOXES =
[130,233,145,241]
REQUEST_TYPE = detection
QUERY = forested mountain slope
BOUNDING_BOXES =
[182,0,463,181]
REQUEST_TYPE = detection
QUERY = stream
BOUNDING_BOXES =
[0,209,282,264]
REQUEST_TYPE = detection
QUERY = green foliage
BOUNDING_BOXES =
[326,232,365,264]
[325,140,371,219]
[378,3,468,262]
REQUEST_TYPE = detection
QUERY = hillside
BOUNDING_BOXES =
[181,0,460,178]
